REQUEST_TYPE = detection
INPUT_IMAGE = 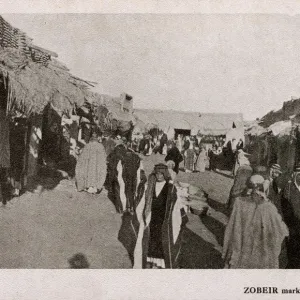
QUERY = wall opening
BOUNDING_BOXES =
[174,129,191,140]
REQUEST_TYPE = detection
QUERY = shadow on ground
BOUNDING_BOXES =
[25,166,66,193]
[213,170,234,179]
[118,212,138,266]
[68,253,90,269]
[117,211,226,269]
[178,227,224,269]
[200,214,226,247]
[207,197,229,216]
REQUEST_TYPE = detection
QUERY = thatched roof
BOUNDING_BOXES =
[134,109,243,135]
[0,15,96,117]
[89,93,136,124]
[245,122,268,136]
[259,97,300,128]
[268,120,292,137]
[259,108,284,128]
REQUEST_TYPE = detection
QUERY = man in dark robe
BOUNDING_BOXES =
[143,135,152,156]
[105,137,127,213]
[133,164,188,269]
[225,140,235,170]
[264,164,283,215]
[208,147,216,171]
[226,154,253,213]
[281,165,300,268]
[138,136,146,153]
[236,139,244,151]
[9,118,27,196]
[121,145,147,212]
[0,109,10,204]
[159,133,168,154]
[165,142,183,174]
[183,136,190,153]
[103,136,116,156]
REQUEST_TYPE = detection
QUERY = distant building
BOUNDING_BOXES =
[120,93,133,113]
[134,108,243,139]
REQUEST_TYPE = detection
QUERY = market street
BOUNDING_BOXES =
[0,154,232,269]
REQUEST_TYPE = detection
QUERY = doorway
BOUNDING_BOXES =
[174,129,191,140]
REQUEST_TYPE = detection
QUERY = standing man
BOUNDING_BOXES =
[75,130,107,194]
[233,149,250,177]
[236,138,244,151]
[106,136,128,213]
[165,142,183,174]
[223,175,289,269]
[226,152,253,213]
[133,163,188,269]
[122,143,147,213]
[231,138,238,153]
[264,164,283,215]
[138,134,146,154]
[159,132,168,154]
[183,136,190,153]
[184,142,196,173]
[0,109,10,204]
[281,165,300,268]
[103,135,116,156]
[208,147,216,171]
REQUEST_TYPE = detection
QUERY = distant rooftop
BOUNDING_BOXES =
[134,108,243,135]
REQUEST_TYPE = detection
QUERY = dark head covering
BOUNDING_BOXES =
[294,163,300,173]
[153,163,171,181]
[271,163,282,174]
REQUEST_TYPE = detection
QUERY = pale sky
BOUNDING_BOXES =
[3,13,300,120]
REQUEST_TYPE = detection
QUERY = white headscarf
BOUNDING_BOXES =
[238,155,250,166]
[293,171,300,192]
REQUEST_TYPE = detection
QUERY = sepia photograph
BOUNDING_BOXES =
[1,2,300,298]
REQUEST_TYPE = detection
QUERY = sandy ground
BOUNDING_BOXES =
[0,179,131,269]
[0,153,233,269]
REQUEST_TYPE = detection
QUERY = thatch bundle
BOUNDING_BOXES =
[0,48,93,116]
[90,93,136,136]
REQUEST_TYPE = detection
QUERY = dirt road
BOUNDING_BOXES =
[0,153,233,268]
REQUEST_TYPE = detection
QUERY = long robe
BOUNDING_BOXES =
[103,138,116,156]
[159,134,168,154]
[9,120,27,190]
[121,149,147,210]
[266,178,282,216]
[138,138,146,153]
[148,183,169,259]
[176,138,183,152]
[133,174,188,269]
[282,181,300,268]
[143,139,152,156]
[183,140,190,152]
[0,111,10,168]
[184,149,195,171]
[75,139,107,191]
[165,147,183,174]
[106,144,127,212]
[195,150,207,172]
[222,194,289,269]
[208,149,216,171]
[226,165,253,211]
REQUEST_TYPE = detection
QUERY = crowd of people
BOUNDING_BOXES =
[224,149,300,269]
[72,127,300,270]
[2,114,298,270]
[0,118,295,270]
